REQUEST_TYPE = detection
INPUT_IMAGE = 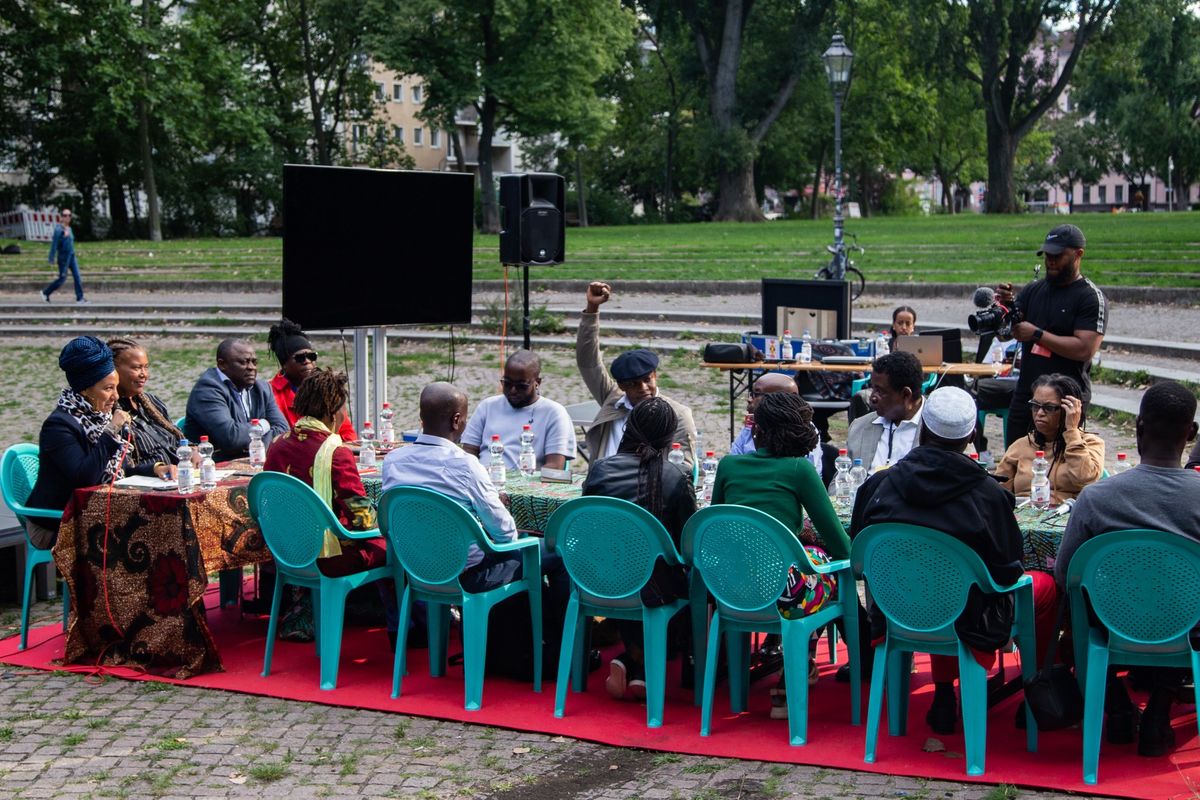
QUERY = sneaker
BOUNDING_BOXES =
[626,659,647,700]
[769,685,789,719]
[39,290,49,303]
[769,702,789,720]
[606,657,629,699]
[925,685,958,735]
[76,298,90,305]
[1137,710,1175,757]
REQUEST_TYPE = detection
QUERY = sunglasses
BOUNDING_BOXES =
[292,351,319,363]
[1028,400,1062,414]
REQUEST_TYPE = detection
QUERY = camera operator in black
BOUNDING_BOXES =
[996,224,1107,448]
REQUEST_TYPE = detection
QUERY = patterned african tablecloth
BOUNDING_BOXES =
[360,473,583,534]
[52,477,271,678]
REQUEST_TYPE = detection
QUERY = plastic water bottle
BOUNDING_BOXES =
[700,451,719,507]
[831,448,853,510]
[198,436,217,491]
[1030,450,1051,509]
[874,331,890,358]
[799,330,813,364]
[987,338,1005,364]
[248,419,266,471]
[379,402,395,446]
[693,432,703,473]
[488,435,506,486]
[978,450,994,471]
[518,425,536,478]
[176,439,194,493]
[667,443,685,466]
[358,422,376,468]
[849,457,868,487]
[1111,452,1132,475]
[779,329,793,360]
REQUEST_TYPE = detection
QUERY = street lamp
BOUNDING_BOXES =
[822,32,854,252]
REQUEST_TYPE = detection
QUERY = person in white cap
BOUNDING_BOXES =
[848,387,1058,737]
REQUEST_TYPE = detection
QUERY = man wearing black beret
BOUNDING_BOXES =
[577,281,697,465]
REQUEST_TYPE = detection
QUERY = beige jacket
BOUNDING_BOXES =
[576,311,697,465]
[994,427,1105,504]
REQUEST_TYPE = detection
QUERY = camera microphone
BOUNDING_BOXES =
[972,286,996,308]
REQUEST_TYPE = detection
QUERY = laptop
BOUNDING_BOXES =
[895,335,944,366]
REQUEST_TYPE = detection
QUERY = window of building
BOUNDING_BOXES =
[430,129,441,149]
[413,127,423,146]
[352,124,367,145]
[1116,185,1124,204]
[1082,185,1091,204]
[1098,185,1107,204]
[392,126,404,143]
[374,82,384,102]
[412,85,423,103]
[393,84,403,102]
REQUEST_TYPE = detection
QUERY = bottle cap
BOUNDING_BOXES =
[839,448,847,455]
[522,425,531,430]
[1116,452,1127,460]
[1035,450,1045,457]
[382,402,390,409]
[200,435,209,442]
[364,421,372,428]
[853,458,862,465]
[969,453,979,460]
[705,450,715,457]
[492,434,501,440]
[783,329,791,335]
[671,443,681,450]
[178,438,189,446]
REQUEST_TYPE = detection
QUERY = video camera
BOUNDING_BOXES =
[968,286,1022,340]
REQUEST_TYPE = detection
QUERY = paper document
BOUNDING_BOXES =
[115,476,178,489]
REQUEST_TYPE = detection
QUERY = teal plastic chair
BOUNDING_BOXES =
[378,485,542,711]
[247,471,392,690]
[0,444,69,650]
[1065,530,1200,785]
[174,416,187,431]
[977,407,1009,445]
[921,374,937,394]
[682,504,861,745]
[851,376,869,396]
[544,496,689,728]
[852,523,1037,776]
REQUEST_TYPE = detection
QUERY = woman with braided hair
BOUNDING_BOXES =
[582,396,696,701]
[107,337,183,476]
[267,318,357,441]
[712,391,851,717]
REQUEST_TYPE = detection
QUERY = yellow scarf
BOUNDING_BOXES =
[295,416,344,558]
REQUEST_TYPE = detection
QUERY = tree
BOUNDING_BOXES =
[1046,111,1113,211]
[923,0,1118,213]
[371,0,634,233]
[673,0,831,221]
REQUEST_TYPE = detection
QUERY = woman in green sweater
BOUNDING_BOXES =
[710,391,851,717]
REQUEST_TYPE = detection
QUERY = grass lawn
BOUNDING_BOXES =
[1,211,1197,287]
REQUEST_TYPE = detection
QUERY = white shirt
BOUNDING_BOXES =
[870,403,923,470]
[461,395,576,470]
[380,433,518,568]
[603,394,638,460]
[219,373,251,419]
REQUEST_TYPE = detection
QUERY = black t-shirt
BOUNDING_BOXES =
[1014,276,1107,401]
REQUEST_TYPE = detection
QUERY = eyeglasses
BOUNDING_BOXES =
[292,351,319,363]
[1028,401,1062,414]
[500,378,534,391]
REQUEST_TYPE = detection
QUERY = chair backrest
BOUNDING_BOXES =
[1,443,40,515]
[852,523,999,640]
[681,504,810,616]
[544,496,680,604]
[378,486,481,592]
[1066,529,1200,651]
[247,471,339,577]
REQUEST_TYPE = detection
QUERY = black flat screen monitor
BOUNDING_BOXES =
[282,164,474,330]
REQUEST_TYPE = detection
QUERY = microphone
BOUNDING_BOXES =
[972,286,996,308]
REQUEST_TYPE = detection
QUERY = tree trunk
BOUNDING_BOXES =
[297,0,329,165]
[984,113,1019,213]
[139,0,161,241]
[450,129,468,173]
[663,120,675,221]
[102,158,131,239]
[575,147,588,228]
[810,148,824,220]
[714,162,762,221]
[477,95,500,234]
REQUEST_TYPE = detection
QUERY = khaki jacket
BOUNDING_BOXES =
[994,427,1106,504]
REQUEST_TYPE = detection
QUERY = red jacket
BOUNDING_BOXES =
[270,372,357,442]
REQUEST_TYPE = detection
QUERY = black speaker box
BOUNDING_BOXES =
[499,173,565,266]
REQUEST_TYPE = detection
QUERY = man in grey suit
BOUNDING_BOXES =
[185,338,289,461]
[846,350,926,471]
[577,281,697,465]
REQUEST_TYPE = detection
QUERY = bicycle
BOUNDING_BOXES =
[814,232,865,301]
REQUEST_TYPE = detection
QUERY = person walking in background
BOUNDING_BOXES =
[42,208,87,304]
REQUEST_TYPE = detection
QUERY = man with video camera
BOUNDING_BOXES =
[995,224,1107,448]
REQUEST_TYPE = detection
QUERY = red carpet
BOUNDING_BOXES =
[3,588,1198,799]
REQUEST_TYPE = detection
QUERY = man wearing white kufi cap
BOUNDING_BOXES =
[849,387,1058,737]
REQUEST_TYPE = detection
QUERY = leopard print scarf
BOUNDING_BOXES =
[56,388,127,482]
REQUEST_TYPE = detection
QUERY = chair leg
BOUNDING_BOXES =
[958,646,988,776]
[826,623,838,664]
[392,587,413,699]
[1192,651,1200,748]
[780,622,809,746]
[726,630,749,714]
[19,551,36,651]
[317,584,348,691]
[1014,583,1039,753]
[261,578,286,677]
[60,579,70,632]
[642,607,671,729]
[1081,638,1109,785]
[311,588,322,657]
[839,576,862,726]
[700,613,722,737]
[460,595,490,711]
[571,614,587,694]
[554,595,581,718]
[886,649,910,737]
[428,602,449,678]
[526,574,543,694]
[689,573,708,706]
[864,642,889,764]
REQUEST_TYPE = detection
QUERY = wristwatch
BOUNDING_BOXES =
[1031,327,1044,342]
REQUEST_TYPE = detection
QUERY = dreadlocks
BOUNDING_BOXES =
[752,392,819,458]
[293,368,349,422]
[617,397,678,519]
[105,336,181,439]
[1028,372,1085,465]
[267,317,313,367]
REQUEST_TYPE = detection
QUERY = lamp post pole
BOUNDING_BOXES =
[822,32,854,255]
